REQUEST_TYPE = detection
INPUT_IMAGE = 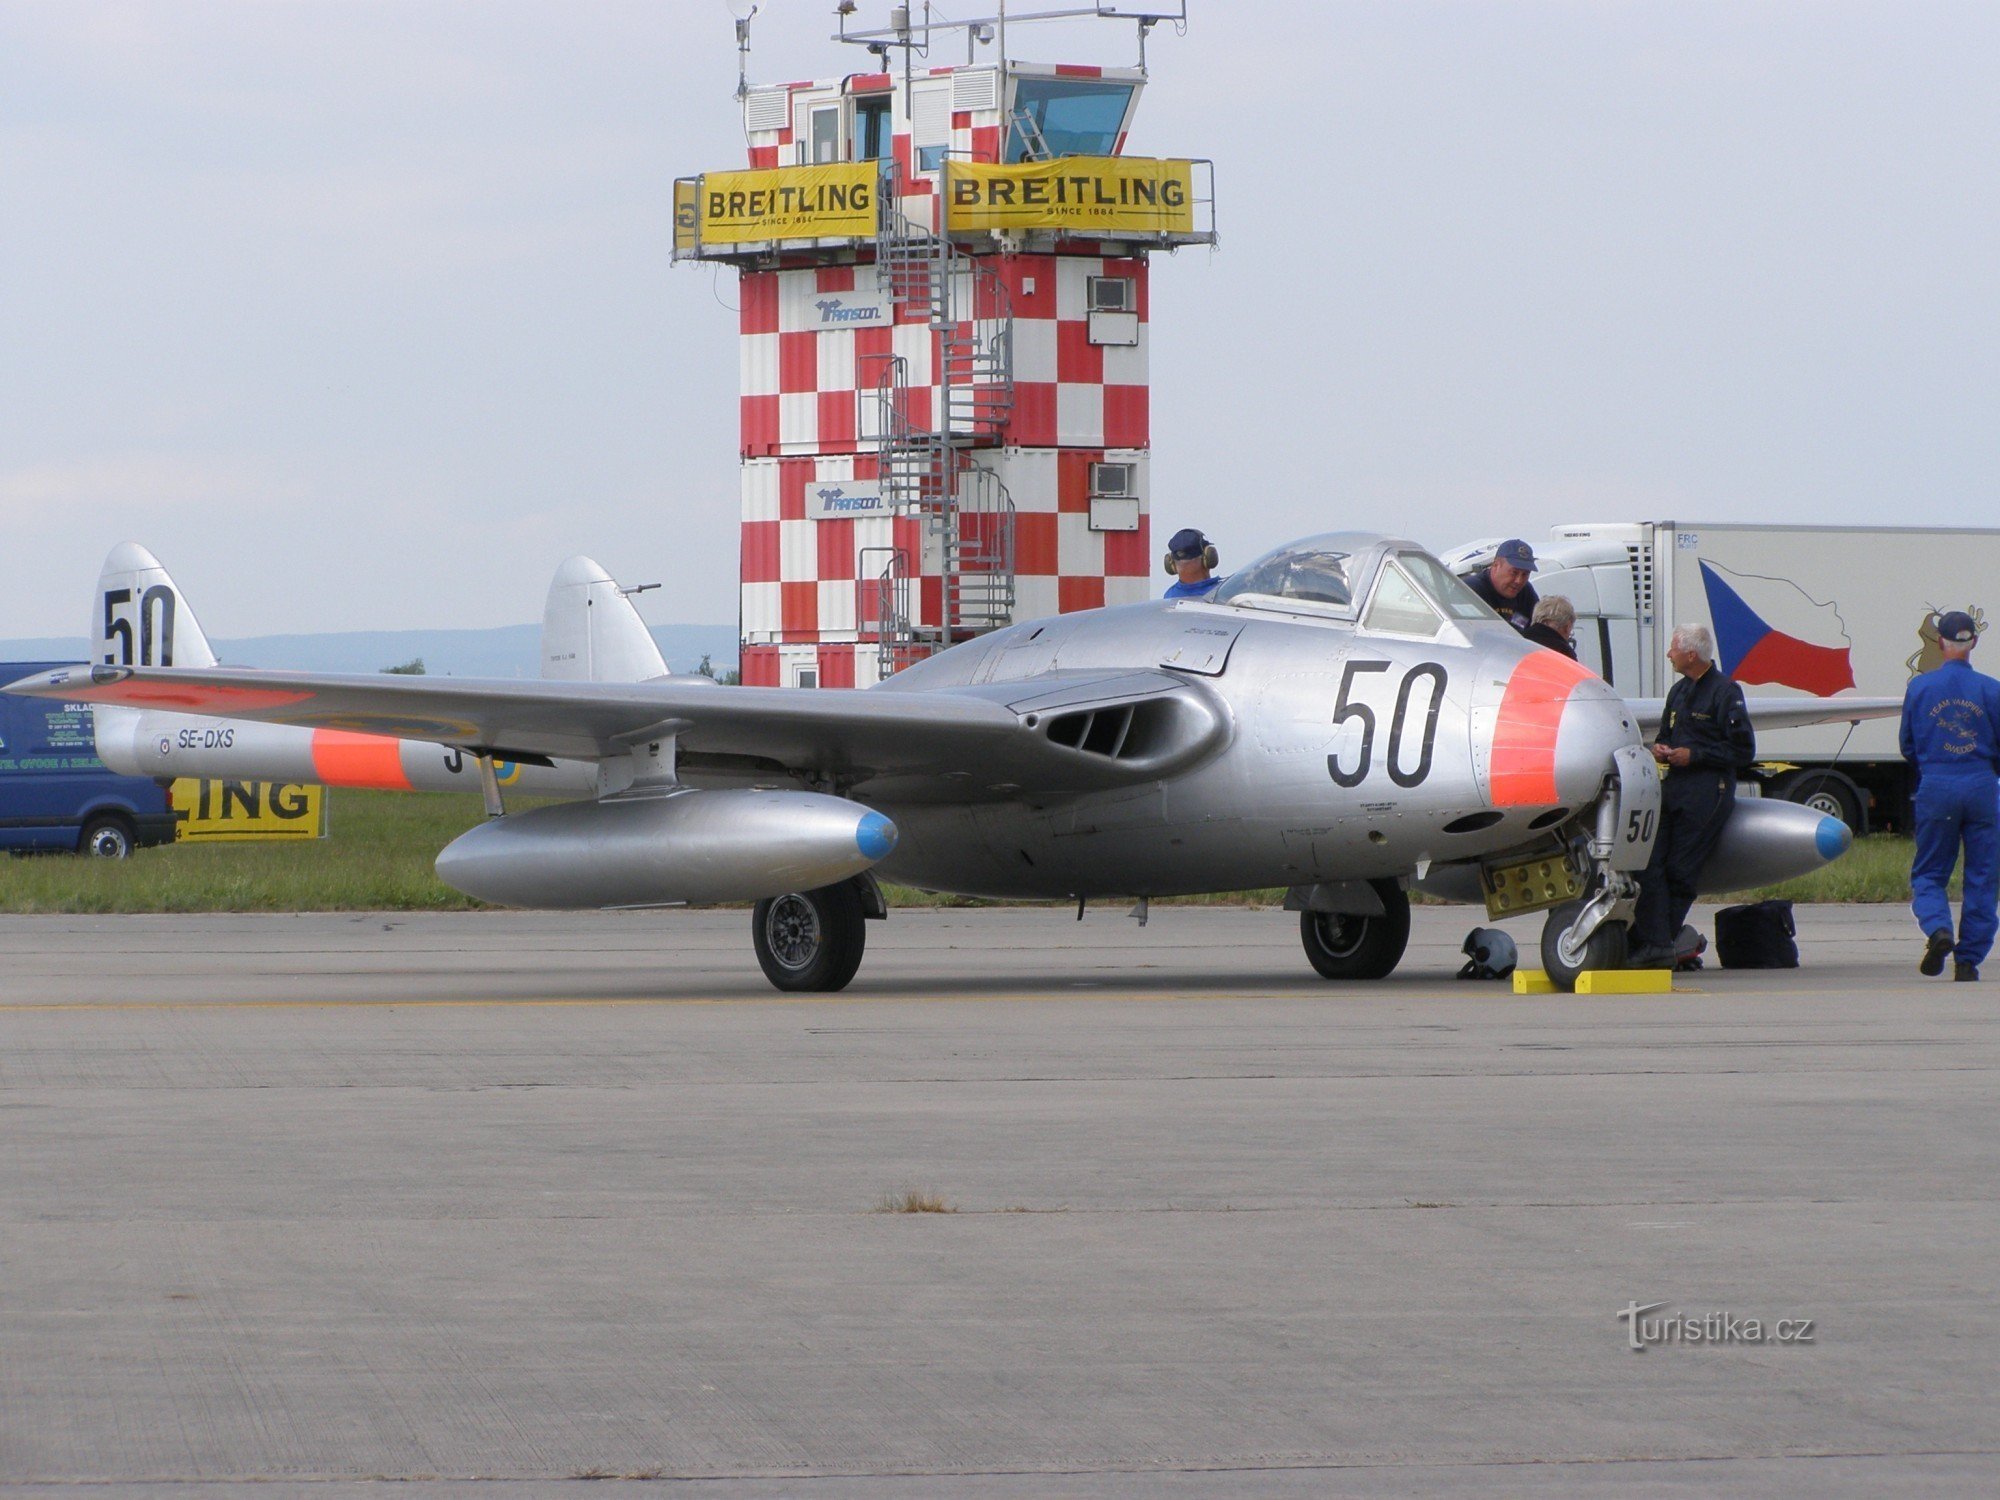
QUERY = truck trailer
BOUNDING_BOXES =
[1443,522,2000,834]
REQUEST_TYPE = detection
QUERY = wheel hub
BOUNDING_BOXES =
[765,894,822,969]
[1314,912,1369,960]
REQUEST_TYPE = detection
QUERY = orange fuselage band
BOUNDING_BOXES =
[1490,650,1593,806]
[309,729,412,790]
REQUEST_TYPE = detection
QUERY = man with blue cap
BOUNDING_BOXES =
[1901,609,2000,981]
[1163,528,1222,599]
[1460,538,1541,635]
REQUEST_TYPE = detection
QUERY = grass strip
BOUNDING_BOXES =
[0,792,1940,914]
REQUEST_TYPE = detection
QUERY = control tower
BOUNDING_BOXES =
[674,3,1216,688]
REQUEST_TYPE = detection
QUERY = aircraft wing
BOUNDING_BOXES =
[4,663,1228,797]
[1627,695,1903,736]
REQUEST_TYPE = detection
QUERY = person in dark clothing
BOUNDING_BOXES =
[1162,528,1223,600]
[1525,594,1579,660]
[1460,538,1540,634]
[1629,624,1756,966]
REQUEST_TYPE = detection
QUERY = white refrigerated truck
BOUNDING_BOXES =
[1442,522,2000,834]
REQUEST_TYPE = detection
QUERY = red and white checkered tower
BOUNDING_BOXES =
[674,4,1214,688]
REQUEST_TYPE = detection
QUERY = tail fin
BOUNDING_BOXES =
[95,543,218,669]
[539,556,670,683]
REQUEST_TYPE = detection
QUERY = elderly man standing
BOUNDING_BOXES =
[1900,611,2000,981]
[1629,624,1756,967]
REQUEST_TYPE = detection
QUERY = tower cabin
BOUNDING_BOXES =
[673,6,1216,687]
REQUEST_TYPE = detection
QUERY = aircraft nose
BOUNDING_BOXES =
[1480,648,1640,813]
[1551,677,1644,809]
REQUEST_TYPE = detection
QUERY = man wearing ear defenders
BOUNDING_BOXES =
[1163,528,1223,599]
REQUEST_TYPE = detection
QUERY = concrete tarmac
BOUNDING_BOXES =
[1,903,1995,1496]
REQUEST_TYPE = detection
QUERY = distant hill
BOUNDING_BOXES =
[1,624,739,679]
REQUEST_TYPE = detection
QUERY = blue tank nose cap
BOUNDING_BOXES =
[1815,814,1852,861]
[856,811,898,862]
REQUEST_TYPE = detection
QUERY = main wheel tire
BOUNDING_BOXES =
[1773,769,1864,834]
[1300,879,1411,980]
[751,882,867,993]
[1540,900,1629,990]
[78,816,134,859]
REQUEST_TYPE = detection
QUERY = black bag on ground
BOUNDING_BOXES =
[1714,900,1799,969]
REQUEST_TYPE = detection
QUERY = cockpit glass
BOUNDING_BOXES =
[1212,546,1355,611]
[1396,550,1505,621]
[1363,562,1444,636]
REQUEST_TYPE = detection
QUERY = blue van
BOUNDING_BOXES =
[0,662,177,857]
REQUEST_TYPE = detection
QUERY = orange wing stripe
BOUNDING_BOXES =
[1490,651,1593,806]
[310,729,412,790]
[74,681,314,712]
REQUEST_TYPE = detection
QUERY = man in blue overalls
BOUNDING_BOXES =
[1163,529,1223,600]
[1900,610,2000,981]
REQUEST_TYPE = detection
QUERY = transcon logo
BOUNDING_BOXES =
[815,486,887,514]
[814,298,885,324]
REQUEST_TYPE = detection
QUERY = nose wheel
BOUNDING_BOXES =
[1300,879,1411,980]
[1539,898,1630,990]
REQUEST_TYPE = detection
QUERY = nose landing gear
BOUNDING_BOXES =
[1537,744,1659,990]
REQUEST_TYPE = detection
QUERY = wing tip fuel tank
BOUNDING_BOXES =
[434,788,896,909]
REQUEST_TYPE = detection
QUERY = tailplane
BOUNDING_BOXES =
[95,542,218,669]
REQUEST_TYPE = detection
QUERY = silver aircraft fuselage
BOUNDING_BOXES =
[852,537,1643,899]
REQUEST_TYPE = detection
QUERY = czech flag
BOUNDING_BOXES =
[1699,561,1855,695]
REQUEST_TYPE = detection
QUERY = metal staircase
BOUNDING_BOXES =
[865,183,1018,677]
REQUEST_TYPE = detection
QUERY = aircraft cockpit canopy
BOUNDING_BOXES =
[1215,535,1496,632]
[1212,541,1358,613]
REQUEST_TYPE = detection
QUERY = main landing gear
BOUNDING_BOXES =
[1299,879,1411,980]
[750,877,880,992]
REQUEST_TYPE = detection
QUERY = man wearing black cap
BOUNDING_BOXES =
[1163,528,1222,600]
[1900,610,2000,981]
[1460,539,1541,634]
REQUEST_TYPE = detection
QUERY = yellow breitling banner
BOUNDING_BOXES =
[673,178,699,253]
[695,163,878,245]
[172,779,326,842]
[943,157,1195,235]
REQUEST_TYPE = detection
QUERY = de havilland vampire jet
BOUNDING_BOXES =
[9,533,1897,991]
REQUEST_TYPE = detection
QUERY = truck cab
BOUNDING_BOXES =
[0,662,176,856]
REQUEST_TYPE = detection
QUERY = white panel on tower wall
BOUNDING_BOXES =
[777,393,819,454]
[816,579,856,637]
[1088,311,1140,347]
[817,328,856,397]
[952,67,1001,112]
[992,449,1058,516]
[742,582,782,640]
[741,333,780,398]
[911,84,951,157]
[742,460,782,523]
[779,519,819,583]
[778,271,821,334]
[1008,316,1058,386]
[1056,259,1107,321]
[1100,326,1147,386]
[1057,383,1106,447]
[1057,512,1107,577]
[1013,576,1059,623]
[743,88,790,134]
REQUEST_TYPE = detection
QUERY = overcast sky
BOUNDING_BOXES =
[3,1,1995,641]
